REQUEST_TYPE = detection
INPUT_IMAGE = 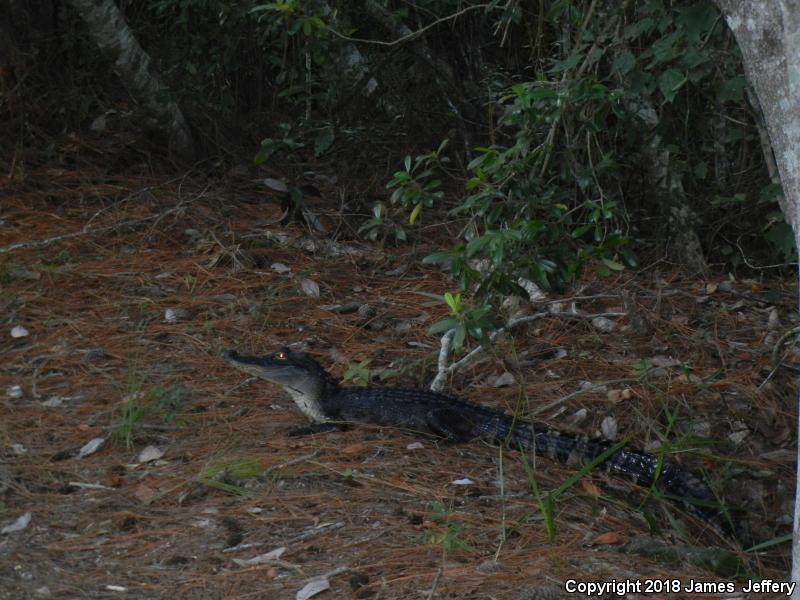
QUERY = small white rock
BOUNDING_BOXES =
[487,372,515,387]
[600,416,618,440]
[164,308,190,323]
[271,262,291,273]
[10,325,29,338]
[89,113,106,132]
[451,478,474,486]
[1,512,31,534]
[651,355,680,368]
[568,408,588,426]
[11,443,27,455]
[767,308,780,330]
[728,430,749,445]
[718,280,733,292]
[6,385,22,398]
[591,317,615,332]
[300,278,320,297]
[137,445,165,463]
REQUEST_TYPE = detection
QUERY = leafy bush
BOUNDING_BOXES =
[416,0,777,336]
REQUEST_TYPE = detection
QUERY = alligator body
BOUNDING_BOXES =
[223,347,731,539]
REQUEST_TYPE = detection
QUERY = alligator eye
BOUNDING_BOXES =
[275,351,287,360]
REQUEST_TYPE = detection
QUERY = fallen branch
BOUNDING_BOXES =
[430,308,626,392]
[430,312,548,391]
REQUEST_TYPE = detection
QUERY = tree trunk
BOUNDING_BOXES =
[66,0,195,160]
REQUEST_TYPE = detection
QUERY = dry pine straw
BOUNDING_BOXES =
[0,176,795,598]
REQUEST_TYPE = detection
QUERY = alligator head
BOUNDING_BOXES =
[223,347,336,423]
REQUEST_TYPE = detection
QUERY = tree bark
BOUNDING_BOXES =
[714,1,800,233]
[66,0,195,160]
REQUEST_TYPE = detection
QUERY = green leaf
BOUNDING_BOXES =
[621,248,639,268]
[611,51,636,75]
[601,258,625,271]
[549,54,581,73]
[423,251,453,265]
[443,292,460,312]
[254,138,280,165]
[313,126,335,156]
[655,31,683,63]
[409,202,423,225]
[404,155,412,172]
[624,17,655,40]
[466,234,492,256]
[453,323,466,349]
[676,2,720,43]
[658,69,686,103]
[764,223,797,261]
[428,318,459,335]
[760,183,784,202]
[571,223,594,238]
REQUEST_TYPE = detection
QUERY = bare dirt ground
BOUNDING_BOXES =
[0,170,796,599]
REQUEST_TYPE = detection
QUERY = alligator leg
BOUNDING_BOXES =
[425,407,480,442]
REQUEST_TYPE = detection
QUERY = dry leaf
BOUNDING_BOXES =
[341,443,367,456]
[297,577,330,600]
[581,480,602,497]
[78,437,105,458]
[606,389,624,403]
[134,483,157,504]
[487,372,515,387]
[588,531,625,546]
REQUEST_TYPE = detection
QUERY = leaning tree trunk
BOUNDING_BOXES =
[713,1,800,593]
[66,0,195,160]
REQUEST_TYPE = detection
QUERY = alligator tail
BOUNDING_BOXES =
[458,411,734,538]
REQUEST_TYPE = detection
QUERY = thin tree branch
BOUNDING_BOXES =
[325,3,494,47]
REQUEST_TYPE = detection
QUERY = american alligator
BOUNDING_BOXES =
[223,347,733,539]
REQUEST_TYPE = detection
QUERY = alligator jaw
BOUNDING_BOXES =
[223,349,330,423]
